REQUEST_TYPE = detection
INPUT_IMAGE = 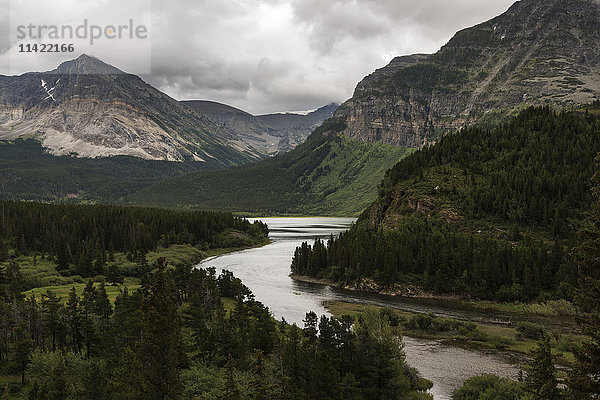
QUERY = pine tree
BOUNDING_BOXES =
[0,241,7,262]
[568,160,600,399]
[66,288,83,353]
[222,354,241,400]
[525,336,561,400]
[249,351,278,400]
[5,261,25,300]
[137,258,181,400]
[80,281,97,359]
[94,283,112,321]
[11,321,33,384]
[41,291,64,351]
[106,263,124,286]
[55,240,70,272]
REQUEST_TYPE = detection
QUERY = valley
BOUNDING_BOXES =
[1,0,600,399]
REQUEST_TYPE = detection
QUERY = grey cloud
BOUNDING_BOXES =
[1,0,517,114]
[289,0,515,56]
[0,0,10,55]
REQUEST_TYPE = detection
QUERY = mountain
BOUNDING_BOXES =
[183,101,338,156]
[334,0,600,147]
[0,55,257,164]
[123,0,600,215]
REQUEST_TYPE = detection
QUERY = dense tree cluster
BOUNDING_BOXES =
[0,201,268,277]
[292,219,574,301]
[0,254,430,399]
[381,106,600,229]
[292,107,600,301]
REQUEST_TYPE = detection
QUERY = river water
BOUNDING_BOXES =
[197,217,520,399]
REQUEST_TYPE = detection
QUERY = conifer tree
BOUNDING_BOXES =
[525,336,561,400]
[568,160,600,399]
[137,258,181,400]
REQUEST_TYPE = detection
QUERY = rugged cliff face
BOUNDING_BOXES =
[335,0,600,147]
[0,55,255,164]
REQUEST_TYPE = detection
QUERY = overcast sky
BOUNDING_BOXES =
[1,0,516,114]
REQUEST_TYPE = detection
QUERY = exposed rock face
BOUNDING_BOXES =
[183,101,338,157]
[0,55,255,164]
[335,0,600,148]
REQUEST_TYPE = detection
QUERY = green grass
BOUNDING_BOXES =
[466,299,577,317]
[148,245,204,266]
[23,277,141,303]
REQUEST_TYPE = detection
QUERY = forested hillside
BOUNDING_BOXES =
[0,140,213,202]
[126,120,411,216]
[292,104,600,301]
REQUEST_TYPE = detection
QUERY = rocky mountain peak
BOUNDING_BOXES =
[334,0,600,148]
[53,54,124,75]
[0,56,253,164]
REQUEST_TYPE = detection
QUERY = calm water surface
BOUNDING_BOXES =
[198,217,520,399]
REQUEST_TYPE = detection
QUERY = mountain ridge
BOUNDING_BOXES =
[183,101,338,156]
[334,0,600,148]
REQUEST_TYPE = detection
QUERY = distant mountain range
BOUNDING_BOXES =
[0,55,335,163]
[334,0,600,147]
[183,101,337,156]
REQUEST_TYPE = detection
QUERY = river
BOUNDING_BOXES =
[197,217,520,399]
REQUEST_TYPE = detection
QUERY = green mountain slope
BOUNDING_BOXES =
[291,104,600,301]
[125,121,411,216]
[0,139,214,202]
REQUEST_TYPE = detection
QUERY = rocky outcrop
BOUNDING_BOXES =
[363,185,463,229]
[334,0,600,148]
[291,274,434,298]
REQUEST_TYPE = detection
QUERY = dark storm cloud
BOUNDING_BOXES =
[143,0,515,114]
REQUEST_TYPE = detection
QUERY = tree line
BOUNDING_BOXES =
[0,201,268,277]
[291,218,574,301]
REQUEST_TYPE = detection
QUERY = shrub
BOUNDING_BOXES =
[452,374,526,400]
[515,322,545,340]
[379,308,402,327]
